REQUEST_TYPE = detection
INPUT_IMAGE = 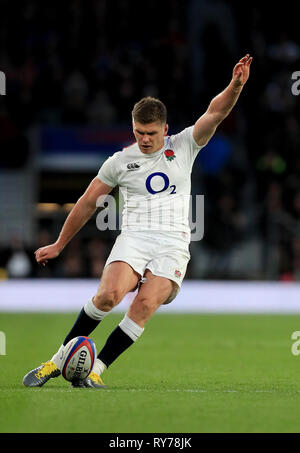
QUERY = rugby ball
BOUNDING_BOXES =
[61,336,97,382]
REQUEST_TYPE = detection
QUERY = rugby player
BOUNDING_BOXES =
[23,54,252,388]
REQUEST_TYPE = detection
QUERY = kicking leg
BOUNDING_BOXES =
[60,261,139,347]
[23,261,139,387]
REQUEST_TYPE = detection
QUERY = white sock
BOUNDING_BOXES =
[119,314,144,342]
[50,299,108,372]
[84,298,109,321]
[92,358,107,376]
[51,344,65,369]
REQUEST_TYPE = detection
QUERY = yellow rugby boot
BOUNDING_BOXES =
[23,361,61,387]
[71,372,106,389]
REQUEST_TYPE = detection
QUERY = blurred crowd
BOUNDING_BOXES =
[0,0,190,132]
[0,1,300,280]
[0,229,113,279]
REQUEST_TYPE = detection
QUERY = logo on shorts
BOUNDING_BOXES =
[164,149,176,161]
[127,162,140,171]
[174,269,181,278]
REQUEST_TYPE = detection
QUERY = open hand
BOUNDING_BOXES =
[232,54,253,87]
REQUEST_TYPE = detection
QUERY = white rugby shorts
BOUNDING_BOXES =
[104,231,190,288]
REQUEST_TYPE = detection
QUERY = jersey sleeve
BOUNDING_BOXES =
[170,125,206,169]
[96,153,119,188]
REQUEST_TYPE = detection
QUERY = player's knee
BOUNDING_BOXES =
[163,285,179,305]
[93,288,122,311]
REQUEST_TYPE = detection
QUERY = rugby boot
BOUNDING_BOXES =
[71,371,106,389]
[23,361,61,387]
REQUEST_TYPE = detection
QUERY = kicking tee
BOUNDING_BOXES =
[97,126,205,242]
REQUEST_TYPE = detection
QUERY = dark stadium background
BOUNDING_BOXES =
[0,0,299,283]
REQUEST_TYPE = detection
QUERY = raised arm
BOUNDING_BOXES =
[193,54,253,146]
[35,177,113,266]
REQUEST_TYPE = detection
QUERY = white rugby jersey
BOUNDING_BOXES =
[97,126,205,242]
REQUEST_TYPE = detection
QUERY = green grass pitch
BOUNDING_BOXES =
[0,312,300,433]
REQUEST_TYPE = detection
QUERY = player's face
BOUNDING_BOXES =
[132,120,168,154]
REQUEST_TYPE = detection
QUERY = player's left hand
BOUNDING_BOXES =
[34,242,61,267]
[232,54,253,87]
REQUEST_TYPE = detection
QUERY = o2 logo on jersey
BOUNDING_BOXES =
[145,172,176,194]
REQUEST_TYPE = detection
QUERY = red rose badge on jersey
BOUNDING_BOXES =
[164,149,176,161]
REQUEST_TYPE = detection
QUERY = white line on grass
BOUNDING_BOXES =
[0,388,297,394]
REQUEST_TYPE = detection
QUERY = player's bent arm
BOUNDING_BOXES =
[35,178,113,264]
[193,82,243,146]
[55,177,113,252]
[193,54,252,147]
